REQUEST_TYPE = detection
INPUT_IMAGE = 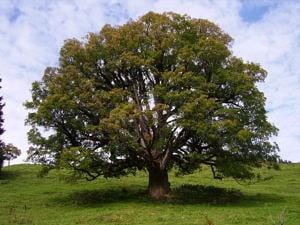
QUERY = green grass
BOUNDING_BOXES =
[0,163,299,225]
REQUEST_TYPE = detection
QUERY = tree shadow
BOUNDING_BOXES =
[172,184,243,205]
[52,186,148,206]
[172,184,284,206]
[0,170,19,183]
[51,184,284,207]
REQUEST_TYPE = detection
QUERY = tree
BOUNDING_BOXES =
[0,79,22,171]
[2,144,22,166]
[25,12,279,200]
[0,78,6,171]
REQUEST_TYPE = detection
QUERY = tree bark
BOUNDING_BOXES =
[147,166,170,200]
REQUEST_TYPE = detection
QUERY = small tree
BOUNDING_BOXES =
[25,12,279,200]
[2,144,21,166]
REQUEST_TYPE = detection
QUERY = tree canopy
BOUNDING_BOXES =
[2,144,21,165]
[25,12,279,199]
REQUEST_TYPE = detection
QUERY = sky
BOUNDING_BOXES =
[0,0,299,165]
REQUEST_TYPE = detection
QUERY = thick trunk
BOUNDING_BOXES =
[148,166,170,200]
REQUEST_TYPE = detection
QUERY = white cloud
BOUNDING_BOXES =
[235,2,300,162]
[0,0,299,164]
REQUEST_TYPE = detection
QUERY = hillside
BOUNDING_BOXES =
[0,163,299,225]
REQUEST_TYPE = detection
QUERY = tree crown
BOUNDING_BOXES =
[25,12,279,182]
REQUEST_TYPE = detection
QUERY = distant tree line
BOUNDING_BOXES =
[278,159,292,164]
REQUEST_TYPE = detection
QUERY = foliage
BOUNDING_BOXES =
[2,144,21,162]
[25,12,279,198]
[0,143,22,170]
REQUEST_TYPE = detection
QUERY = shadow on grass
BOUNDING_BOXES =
[52,184,284,207]
[0,170,20,183]
[172,184,243,204]
[0,164,39,183]
[52,187,148,206]
[173,184,284,206]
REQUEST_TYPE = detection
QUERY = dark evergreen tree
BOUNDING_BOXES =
[0,78,6,170]
[0,80,21,172]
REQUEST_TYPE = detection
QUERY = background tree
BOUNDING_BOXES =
[25,12,279,200]
[2,143,22,166]
[0,79,22,172]
[0,78,6,171]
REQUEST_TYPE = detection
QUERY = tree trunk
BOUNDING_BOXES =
[0,159,3,172]
[148,166,170,200]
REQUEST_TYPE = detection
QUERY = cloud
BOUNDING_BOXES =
[0,0,299,164]
[233,1,300,162]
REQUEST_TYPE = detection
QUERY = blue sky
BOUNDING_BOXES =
[240,1,272,22]
[0,0,299,164]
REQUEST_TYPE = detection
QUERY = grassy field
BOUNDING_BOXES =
[0,163,299,225]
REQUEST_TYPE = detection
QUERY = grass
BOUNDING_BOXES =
[0,163,299,225]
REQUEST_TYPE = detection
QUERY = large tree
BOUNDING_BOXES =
[25,12,279,199]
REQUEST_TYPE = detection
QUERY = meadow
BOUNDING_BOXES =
[0,163,299,225]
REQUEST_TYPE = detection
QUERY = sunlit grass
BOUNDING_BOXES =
[0,163,299,224]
